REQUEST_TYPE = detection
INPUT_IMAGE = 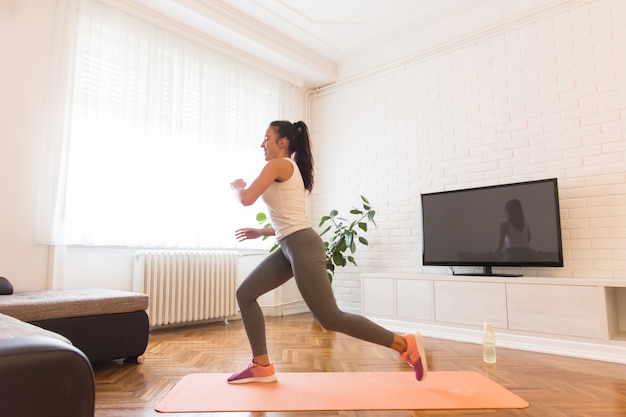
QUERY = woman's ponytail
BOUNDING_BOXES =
[269,120,314,192]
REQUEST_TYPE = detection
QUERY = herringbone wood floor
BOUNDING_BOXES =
[93,313,626,417]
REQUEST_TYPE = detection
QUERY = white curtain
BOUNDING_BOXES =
[34,0,79,247]
[42,0,304,248]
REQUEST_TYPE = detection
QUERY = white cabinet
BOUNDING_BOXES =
[434,281,507,328]
[397,279,431,321]
[506,284,603,338]
[362,277,431,320]
[362,277,395,317]
[361,273,626,363]
[606,287,626,341]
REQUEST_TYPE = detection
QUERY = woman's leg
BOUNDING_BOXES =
[281,229,427,380]
[232,228,426,382]
[280,228,396,348]
[236,248,293,358]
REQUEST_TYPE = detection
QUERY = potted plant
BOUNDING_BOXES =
[256,195,376,283]
[318,195,377,283]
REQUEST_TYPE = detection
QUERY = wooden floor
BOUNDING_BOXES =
[93,313,626,417]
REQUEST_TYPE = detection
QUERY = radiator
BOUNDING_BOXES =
[133,250,239,327]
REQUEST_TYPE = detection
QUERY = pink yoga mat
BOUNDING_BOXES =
[155,371,529,412]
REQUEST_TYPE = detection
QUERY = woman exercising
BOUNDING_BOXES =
[228,120,427,384]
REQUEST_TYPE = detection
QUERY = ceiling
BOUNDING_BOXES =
[128,0,570,87]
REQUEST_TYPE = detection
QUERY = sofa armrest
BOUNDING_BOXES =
[0,336,95,417]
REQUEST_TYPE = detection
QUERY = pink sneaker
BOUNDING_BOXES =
[401,332,428,381]
[227,359,277,384]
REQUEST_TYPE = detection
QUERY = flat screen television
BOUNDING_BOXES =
[420,178,563,277]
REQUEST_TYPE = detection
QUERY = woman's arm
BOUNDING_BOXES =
[235,227,275,242]
[231,159,293,206]
[494,222,508,253]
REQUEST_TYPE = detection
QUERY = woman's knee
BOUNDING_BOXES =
[235,285,255,305]
[313,310,343,332]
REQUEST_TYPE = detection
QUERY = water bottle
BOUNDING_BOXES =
[482,322,496,364]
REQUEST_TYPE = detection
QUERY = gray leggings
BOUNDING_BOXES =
[236,227,395,356]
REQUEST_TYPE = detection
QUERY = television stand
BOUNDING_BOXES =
[452,266,522,277]
[361,273,626,364]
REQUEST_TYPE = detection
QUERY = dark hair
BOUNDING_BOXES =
[269,120,314,192]
[505,199,525,231]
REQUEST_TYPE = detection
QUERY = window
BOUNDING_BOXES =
[55,0,302,248]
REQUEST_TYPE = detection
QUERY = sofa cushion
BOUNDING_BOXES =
[0,313,71,344]
[0,288,149,322]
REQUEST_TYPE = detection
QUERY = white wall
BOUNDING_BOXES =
[0,1,302,293]
[0,1,57,290]
[309,0,626,311]
[3,0,625,306]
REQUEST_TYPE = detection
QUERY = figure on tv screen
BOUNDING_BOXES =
[494,198,536,262]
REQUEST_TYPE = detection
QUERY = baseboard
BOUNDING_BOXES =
[367,317,626,365]
[261,299,309,317]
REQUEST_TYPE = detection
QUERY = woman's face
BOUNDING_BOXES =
[260,126,286,161]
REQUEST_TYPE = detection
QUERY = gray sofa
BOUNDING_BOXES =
[0,286,150,363]
[0,278,150,417]
[0,313,95,417]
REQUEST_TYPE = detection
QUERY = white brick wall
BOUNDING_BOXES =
[309,0,626,310]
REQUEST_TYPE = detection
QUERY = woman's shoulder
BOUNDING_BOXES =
[265,158,293,169]
[264,158,294,181]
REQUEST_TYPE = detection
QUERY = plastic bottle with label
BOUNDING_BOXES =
[482,322,496,364]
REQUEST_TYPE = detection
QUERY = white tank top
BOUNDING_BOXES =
[261,158,310,240]
[505,221,530,249]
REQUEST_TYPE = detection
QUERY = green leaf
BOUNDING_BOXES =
[358,222,367,232]
[329,209,339,218]
[345,233,353,248]
[333,251,346,267]
[319,215,330,226]
[361,195,370,204]
[350,209,363,215]
[359,236,369,246]
[347,255,357,266]
[350,240,356,253]
[319,225,331,236]
[254,212,279,253]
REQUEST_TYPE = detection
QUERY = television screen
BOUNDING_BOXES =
[420,178,563,276]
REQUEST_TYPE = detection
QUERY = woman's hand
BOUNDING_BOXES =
[235,228,263,242]
[230,179,246,190]
[230,159,292,206]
